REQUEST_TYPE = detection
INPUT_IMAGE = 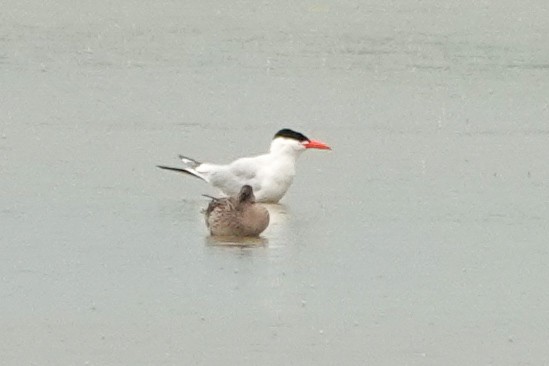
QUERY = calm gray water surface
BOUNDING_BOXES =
[2,0,549,365]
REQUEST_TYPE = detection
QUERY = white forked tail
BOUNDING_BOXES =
[156,155,209,182]
[178,155,200,168]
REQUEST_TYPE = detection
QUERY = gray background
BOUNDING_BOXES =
[1,0,548,364]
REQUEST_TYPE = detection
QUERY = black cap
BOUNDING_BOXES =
[273,129,309,142]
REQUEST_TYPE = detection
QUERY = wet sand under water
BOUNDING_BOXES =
[1,0,549,365]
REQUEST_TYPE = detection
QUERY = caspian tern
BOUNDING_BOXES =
[157,128,331,203]
[203,185,269,237]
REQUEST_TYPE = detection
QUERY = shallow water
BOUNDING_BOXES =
[2,0,549,364]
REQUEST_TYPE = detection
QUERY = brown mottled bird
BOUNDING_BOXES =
[203,185,270,237]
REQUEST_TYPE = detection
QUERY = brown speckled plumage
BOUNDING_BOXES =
[204,185,270,237]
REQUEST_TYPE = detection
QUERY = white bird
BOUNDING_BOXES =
[157,128,331,203]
